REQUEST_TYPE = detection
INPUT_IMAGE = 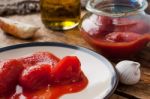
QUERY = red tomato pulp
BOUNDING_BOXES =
[0,52,88,99]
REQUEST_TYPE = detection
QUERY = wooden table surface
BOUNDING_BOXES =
[0,13,150,99]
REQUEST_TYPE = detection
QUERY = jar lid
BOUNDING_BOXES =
[86,0,148,17]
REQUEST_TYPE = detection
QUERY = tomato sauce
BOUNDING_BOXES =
[7,74,88,99]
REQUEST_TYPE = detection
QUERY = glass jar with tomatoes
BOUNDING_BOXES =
[79,0,150,59]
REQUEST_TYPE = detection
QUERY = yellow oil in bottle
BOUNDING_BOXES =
[40,0,80,30]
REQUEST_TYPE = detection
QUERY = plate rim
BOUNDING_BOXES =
[0,42,118,99]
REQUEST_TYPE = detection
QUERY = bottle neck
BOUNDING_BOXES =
[86,0,148,17]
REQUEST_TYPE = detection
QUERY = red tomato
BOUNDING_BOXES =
[0,59,24,96]
[105,32,141,42]
[51,56,82,85]
[98,16,114,36]
[19,64,51,91]
[19,52,60,68]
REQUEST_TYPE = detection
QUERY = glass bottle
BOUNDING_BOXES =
[40,0,80,30]
[79,0,150,59]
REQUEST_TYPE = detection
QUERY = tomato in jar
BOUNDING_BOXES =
[80,16,150,58]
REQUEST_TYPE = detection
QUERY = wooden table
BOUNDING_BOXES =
[0,13,150,99]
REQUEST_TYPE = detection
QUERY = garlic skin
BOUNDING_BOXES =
[115,60,141,85]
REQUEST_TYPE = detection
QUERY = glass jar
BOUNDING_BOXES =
[40,0,80,30]
[79,0,150,59]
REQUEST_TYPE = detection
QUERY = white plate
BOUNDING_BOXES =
[0,42,118,99]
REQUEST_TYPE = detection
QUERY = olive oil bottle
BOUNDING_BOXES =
[40,0,80,30]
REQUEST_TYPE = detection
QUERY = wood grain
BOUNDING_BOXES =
[0,13,150,99]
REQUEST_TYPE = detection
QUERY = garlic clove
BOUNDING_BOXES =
[115,60,141,85]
